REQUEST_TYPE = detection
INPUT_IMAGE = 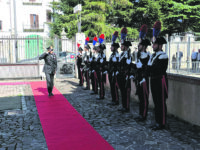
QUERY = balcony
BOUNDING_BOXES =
[23,0,42,6]
[23,24,44,32]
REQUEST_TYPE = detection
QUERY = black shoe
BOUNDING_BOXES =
[149,124,156,128]
[107,102,115,105]
[96,97,104,100]
[118,108,129,112]
[90,92,96,95]
[122,108,129,113]
[77,84,83,86]
[134,116,143,121]
[138,117,146,122]
[118,108,125,111]
[113,102,119,105]
[151,124,165,131]
[48,93,54,96]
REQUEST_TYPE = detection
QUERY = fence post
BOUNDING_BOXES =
[187,36,190,73]
[37,35,40,77]
[166,34,169,72]
[177,43,180,72]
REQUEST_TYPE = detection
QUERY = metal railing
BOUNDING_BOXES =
[0,35,200,78]
[169,61,200,76]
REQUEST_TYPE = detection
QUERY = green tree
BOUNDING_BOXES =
[50,0,139,39]
[49,0,200,40]
[159,0,200,37]
[130,0,162,39]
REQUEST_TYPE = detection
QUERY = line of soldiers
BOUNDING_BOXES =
[76,22,168,131]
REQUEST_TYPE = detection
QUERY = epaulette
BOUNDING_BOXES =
[116,53,119,57]
[158,52,168,59]
[140,52,148,59]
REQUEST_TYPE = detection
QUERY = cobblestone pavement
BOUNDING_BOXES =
[0,84,47,150]
[56,78,200,150]
[0,79,200,150]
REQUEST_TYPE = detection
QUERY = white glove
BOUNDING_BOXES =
[116,71,119,75]
[112,57,117,62]
[92,70,95,73]
[103,71,107,74]
[100,58,103,63]
[140,78,146,85]
[129,75,135,79]
[112,72,114,76]
[126,58,131,64]
[136,60,142,68]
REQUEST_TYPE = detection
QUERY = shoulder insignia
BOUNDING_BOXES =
[140,52,148,59]
[158,53,168,59]
[116,53,119,57]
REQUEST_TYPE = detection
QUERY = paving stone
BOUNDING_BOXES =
[0,84,47,149]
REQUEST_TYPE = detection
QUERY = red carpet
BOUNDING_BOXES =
[30,81,114,150]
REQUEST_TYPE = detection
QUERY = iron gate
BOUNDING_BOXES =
[54,37,76,78]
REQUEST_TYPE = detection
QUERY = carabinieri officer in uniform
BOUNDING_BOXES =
[82,37,91,90]
[148,21,168,130]
[133,24,151,122]
[96,34,106,100]
[39,46,57,96]
[117,27,132,112]
[90,37,98,95]
[76,46,84,86]
[107,31,120,105]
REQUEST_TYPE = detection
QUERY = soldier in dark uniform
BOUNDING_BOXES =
[133,24,151,121]
[117,40,132,112]
[76,46,84,86]
[148,37,168,130]
[96,43,107,100]
[82,42,91,90]
[134,39,151,121]
[107,31,120,105]
[39,46,57,96]
[90,46,98,95]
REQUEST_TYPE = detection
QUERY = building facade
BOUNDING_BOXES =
[0,0,59,37]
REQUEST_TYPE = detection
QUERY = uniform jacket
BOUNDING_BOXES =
[89,53,97,72]
[108,51,119,74]
[118,50,132,76]
[39,52,57,74]
[76,52,83,66]
[96,52,107,72]
[148,51,168,78]
[82,52,90,70]
[136,51,150,82]
[118,50,132,88]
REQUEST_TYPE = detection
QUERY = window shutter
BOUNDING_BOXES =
[36,15,39,28]
[0,21,2,30]
[30,14,33,28]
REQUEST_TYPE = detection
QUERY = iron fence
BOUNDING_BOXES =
[0,35,76,79]
[0,36,55,64]
[0,35,200,78]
